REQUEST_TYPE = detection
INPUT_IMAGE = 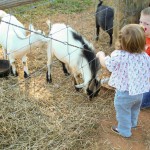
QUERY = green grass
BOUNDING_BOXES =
[7,0,93,16]
[51,0,93,13]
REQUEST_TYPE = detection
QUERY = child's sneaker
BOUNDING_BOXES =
[111,126,120,135]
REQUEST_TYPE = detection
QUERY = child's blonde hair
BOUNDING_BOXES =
[141,7,150,15]
[115,24,145,53]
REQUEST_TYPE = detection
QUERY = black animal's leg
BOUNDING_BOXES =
[10,62,18,77]
[108,32,113,46]
[46,71,52,83]
[22,60,29,78]
[96,25,100,41]
[61,62,70,76]
[46,63,52,83]
[24,72,29,78]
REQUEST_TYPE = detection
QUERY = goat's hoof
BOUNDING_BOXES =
[46,72,52,83]
[10,67,18,76]
[15,72,18,77]
[88,96,93,101]
[47,78,52,83]
[75,86,81,92]
[95,37,99,41]
[65,72,70,76]
[24,72,29,78]
[11,71,18,77]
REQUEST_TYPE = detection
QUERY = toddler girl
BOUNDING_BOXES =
[96,24,150,137]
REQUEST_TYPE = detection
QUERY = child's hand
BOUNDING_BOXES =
[96,51,105,58]
[96,51,106,68]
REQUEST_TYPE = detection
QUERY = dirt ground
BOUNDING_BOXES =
[99,109,150,150]
[0,2,150,150]
[49,7,150,150]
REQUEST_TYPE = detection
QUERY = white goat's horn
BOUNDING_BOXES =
[46,20,51,30]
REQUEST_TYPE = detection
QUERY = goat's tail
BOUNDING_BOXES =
[46,20,52,30]
[98,0,103,7]
[0,10,7,18]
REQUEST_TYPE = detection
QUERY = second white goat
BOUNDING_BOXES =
[46,21,101,99]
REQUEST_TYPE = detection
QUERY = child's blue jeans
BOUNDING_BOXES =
[141,91,150,108]
[114,90,143,137]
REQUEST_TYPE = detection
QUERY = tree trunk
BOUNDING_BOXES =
[113,0,150,44]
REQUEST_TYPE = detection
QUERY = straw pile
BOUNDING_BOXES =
[0,1,150,150]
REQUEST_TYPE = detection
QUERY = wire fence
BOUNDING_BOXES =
[0,0,115,90]
[0,0,150,150]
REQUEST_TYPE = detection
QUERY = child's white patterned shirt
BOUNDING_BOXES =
[105,50,150,95]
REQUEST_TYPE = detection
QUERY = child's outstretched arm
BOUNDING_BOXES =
[96,51,107,68]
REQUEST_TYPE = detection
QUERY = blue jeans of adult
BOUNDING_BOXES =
[141,91,150,108]
[114,90,143,137]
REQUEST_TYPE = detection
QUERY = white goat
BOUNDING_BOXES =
[0,10,26,59]
[46,21,101,99]
[0,10,46,78]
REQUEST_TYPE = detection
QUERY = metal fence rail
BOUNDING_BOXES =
[0,0,41,9]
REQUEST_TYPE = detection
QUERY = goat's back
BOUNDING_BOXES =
[49,24,86,64]
[96,5,114,32]
[1,14,26,36]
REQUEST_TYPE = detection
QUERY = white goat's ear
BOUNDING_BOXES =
[75,83,85,88]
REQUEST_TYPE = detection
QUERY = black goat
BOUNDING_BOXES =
[95,0,114,45]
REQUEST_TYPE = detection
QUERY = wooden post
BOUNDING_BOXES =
[113,0,150,43]
[0,0,41,10]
